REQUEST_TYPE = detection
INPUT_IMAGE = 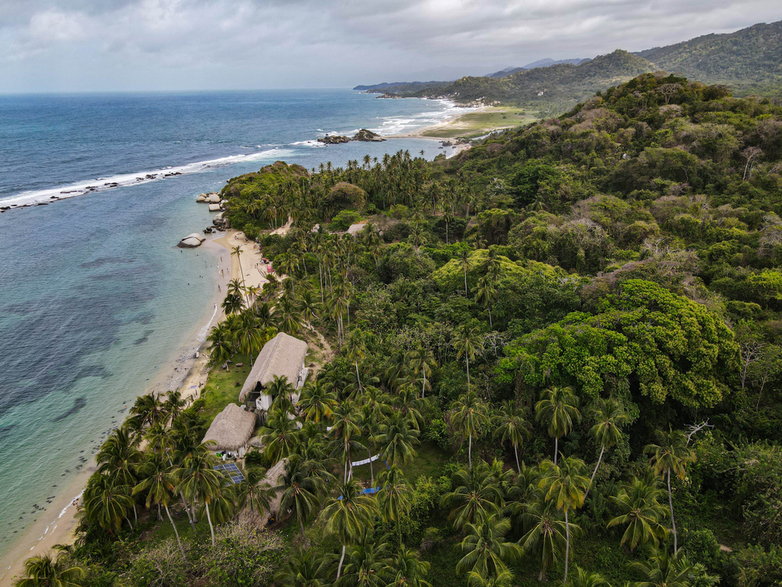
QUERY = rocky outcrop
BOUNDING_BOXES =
[178,233,205,248]
[196,192,221,203]
[208,203,222,212]
[317,134,351,144]
[316,129,386,145]
[352,128,385,142]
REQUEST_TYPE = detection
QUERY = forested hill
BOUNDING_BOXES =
[355,20,782,115]
[45,74,782,586]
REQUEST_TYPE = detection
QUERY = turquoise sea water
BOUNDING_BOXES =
[0,90,461,561]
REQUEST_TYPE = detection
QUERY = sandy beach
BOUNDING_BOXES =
[0,227,263,584]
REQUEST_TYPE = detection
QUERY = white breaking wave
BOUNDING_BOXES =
[369,98,480,135]
[0,147,294,209]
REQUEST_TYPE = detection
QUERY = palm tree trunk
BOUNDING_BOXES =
[368,447,375,487]
[667,469,678,554]
[125,516,133,530]
[468,433,473,469]
[421,372,426,399]
[514,444,521,474]
[465,356,471,388]
[488,307,493,329]
[464,268,468,295]
[355,361,362,392]
[585,445,605,500]
[554,437,559,464]
[205,502,216,547]
[337,544,347,580]
[133,504,138,524]
[165,505,185,557]
[564,510,570,583]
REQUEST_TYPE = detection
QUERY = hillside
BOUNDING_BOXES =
[45,74,782,586]
[355,20,782,115]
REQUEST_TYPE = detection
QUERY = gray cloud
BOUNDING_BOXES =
[0,0,779,92]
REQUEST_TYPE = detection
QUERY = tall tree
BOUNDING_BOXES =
[174,446,224,547]
[15,553,85,587]
[535,386,581,464]
[320,480,378,581]
[276,455,331,536]
[607,475,668,551]
[133,452,185,557]
[520,501,568,582]
[494,403,530,474]
[644,430,695,554]
[376,412,419,468]
[378,466,413,546]
[538,457,590,583]
[585,398,629,498]
[456,515,522,587]
[449,391,490,469]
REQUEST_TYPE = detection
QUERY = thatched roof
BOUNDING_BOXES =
[202,403,256,451]
[239,332,308,401]
[238,458,289,526]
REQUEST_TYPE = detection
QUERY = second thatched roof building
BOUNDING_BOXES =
[202,403,257,458]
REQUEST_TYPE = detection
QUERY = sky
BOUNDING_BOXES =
[0,0,779,93]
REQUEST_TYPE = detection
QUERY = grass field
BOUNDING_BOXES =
[421,106,538,139]
[199,361,252,422]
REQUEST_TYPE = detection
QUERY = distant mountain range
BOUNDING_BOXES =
[354,20,782,115]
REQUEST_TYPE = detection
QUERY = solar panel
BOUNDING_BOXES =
[214,463,245,484]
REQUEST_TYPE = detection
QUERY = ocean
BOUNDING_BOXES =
[0,89,468,565]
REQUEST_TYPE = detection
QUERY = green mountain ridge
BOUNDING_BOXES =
[356,20,782,115]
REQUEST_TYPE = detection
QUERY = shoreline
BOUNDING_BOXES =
[0,226,260,584]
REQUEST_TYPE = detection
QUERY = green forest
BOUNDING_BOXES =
[19,73,782,586]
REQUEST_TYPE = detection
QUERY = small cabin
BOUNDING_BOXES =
[239,332,308,418]
[202,403,256,458]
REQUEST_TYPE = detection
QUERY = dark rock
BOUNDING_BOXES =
[352,128,385,142]
[317,134,351,144]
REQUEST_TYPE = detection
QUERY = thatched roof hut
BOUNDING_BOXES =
[239,332,308,401]
[202,403,256,455]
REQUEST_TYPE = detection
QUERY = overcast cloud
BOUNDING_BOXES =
[0,0,779,93]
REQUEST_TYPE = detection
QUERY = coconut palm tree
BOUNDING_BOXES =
[133,453,185,556]
[448,391,490,469]
[299,380,338,424]
[585,398,630,499]
[644,430,696,554]
[338,539,394,587]
[535,386,581,464]
[456,514,522,587]
[442,463,504,531]
[274,547,328,586]
[376,412,419,467]
[162,390,186,424]
[96,426,142,523]
[607,475,668,551]
[259,410,301,463]
[520,501,568,582]
[174,446,224,547]
[207,321,236,365]
[15,552,85,587]
[328,404,363,482]
[231,245,246,289]
[537,457,590,583]
[475,273,499,329]
[128,393,164,433]
[406,345,436,399]
[390,547,432,587]
[494,403,530,474]
[630,551,698,586]
[453,327,483,389]
[319,480,379,580]
[378,466,412,546]
[266,375,296,416]
[459,248,471,295]
[82,473,135,534]
[276,455,331,536]
[567,567,610,586]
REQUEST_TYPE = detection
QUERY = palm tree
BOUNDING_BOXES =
[449,391,490,469]
[442,463,504,531]
[274,547,327,586]
[128,393,163,432]
[494,403,529,473]
[174,446,224,546]
[162,390,186,424]
[537,457,590,583]
[407,345,436,399]
[644,430,696,554]
[207,321,236,365]
[567,567,609,586]
[376,412,419,467]
[607,475,668,551]
[520,501,568,582]
[456,514,522,587]
[328,404,363,482]
[378,466,412,546]
[585,398,629,498]
[82,473,134,534]
[535,386,581,464]
[299,380,337,424]
[266,375,296,416]
[475,273,499,329]
[630,551,698,586]
[276,455,331,536]
[15,552,85,587]
[231,245,246,290]
[133,453,185,556]
[319,480,379,581]
[259,410,300,463]
[338,539,394,586]
[453,327,483,389]
[390,547,432,587]
[459,248,471,295]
